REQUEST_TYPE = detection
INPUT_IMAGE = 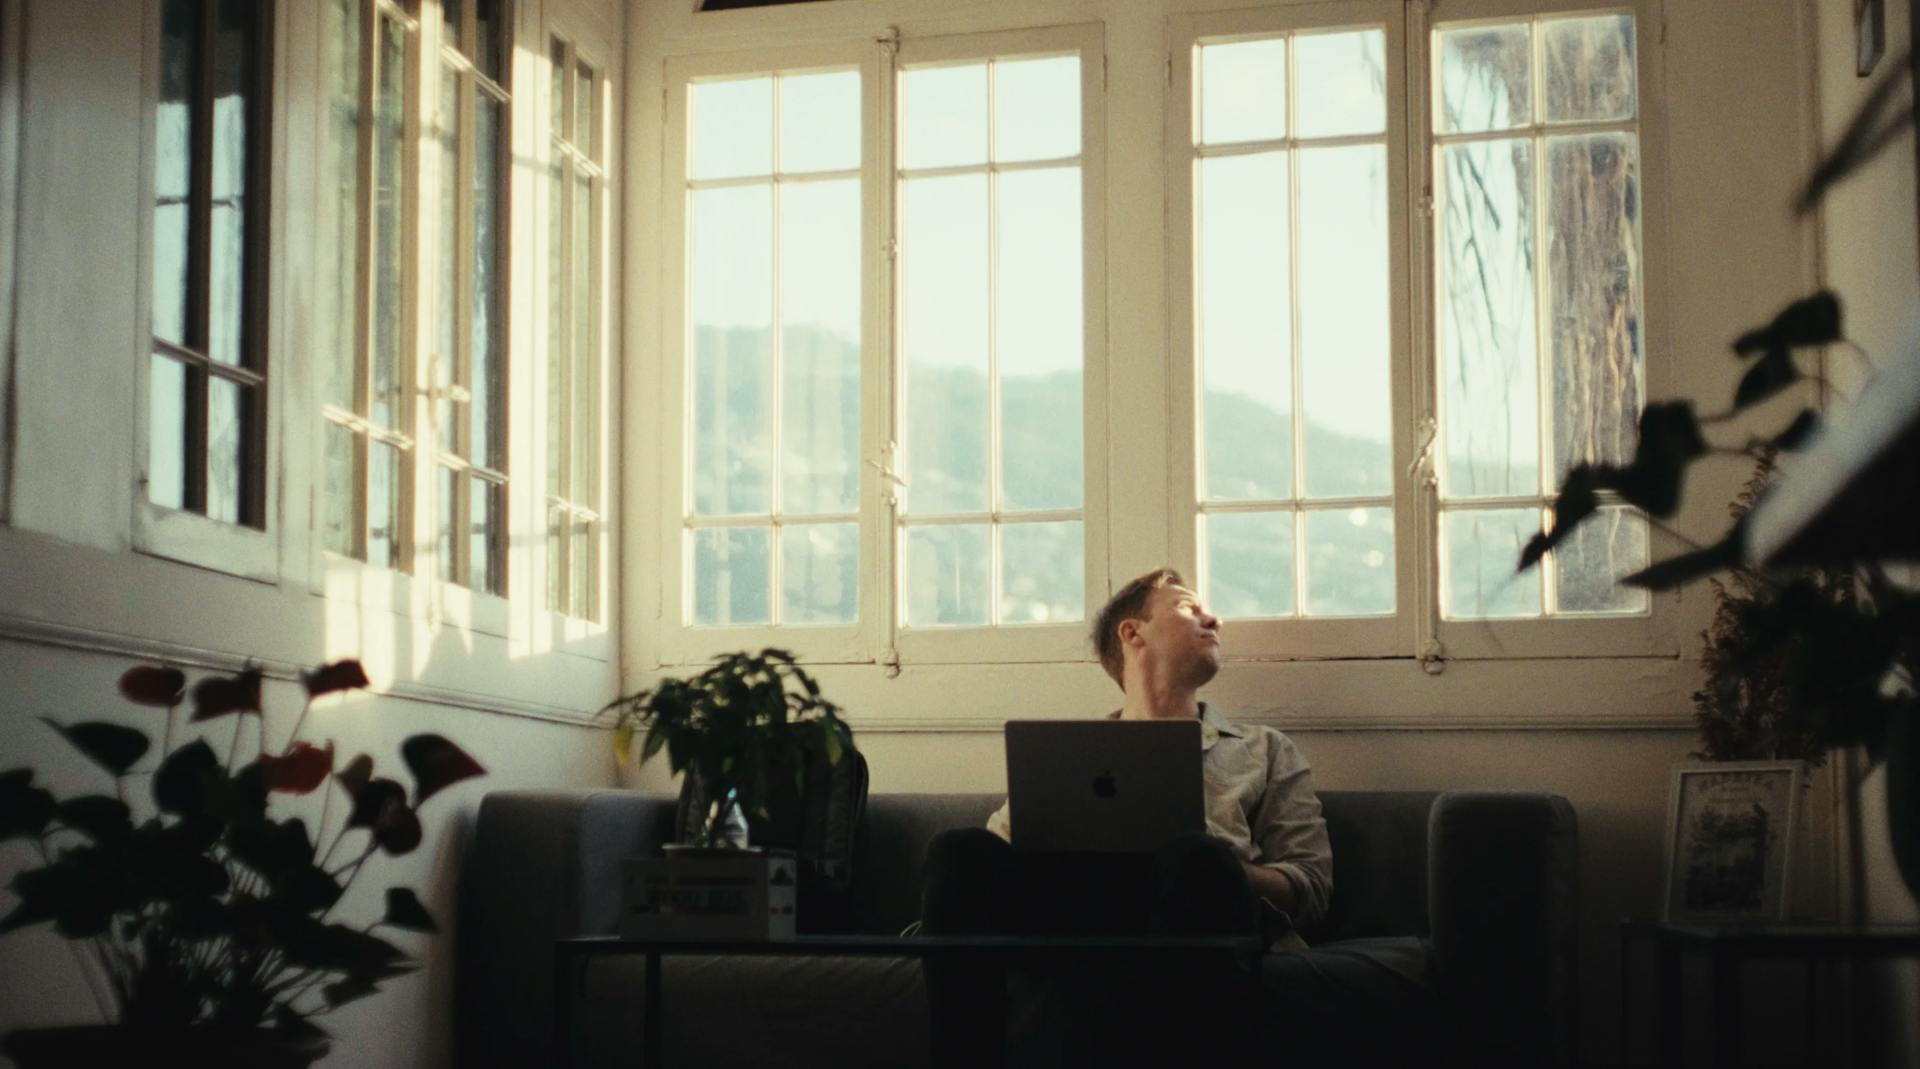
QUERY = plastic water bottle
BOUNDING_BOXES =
[715,788,750,850]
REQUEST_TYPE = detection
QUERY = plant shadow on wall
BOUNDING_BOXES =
[1518,49,1920,897]
[0,662,487,1068]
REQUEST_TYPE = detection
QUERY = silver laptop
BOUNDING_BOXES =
[1003,719,1205,853]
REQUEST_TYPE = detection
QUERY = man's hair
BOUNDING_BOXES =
[1091,568,1187,686]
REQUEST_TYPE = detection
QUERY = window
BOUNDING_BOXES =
[1431,12,1647,621]
[147,0,272,528]
[431,0,510,597]
[545,35,606,622]
[682,65,864,631]
[318,0,415,570]
[1171,2,1661,661]
[664,27,1104,663]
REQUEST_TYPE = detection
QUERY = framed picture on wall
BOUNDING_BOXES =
[1661,761,1804,923]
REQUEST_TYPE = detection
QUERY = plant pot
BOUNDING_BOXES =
[1,1025,330,1069]
[662,843,763,858]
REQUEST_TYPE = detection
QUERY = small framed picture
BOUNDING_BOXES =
[1662,761,1803,923]
[1857,0,1886,77]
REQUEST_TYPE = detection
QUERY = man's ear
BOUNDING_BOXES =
[1116,617,1144,648]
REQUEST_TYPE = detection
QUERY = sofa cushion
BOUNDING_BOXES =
[1305,790,1440,944]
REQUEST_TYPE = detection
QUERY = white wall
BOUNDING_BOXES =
[0,0,627,1066]
[616,0,1833,1065]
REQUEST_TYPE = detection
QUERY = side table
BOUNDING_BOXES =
[1618,919,1920,1069]
[554,932,1263,1069]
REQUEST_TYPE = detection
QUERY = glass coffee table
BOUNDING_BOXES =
[554,932,1264,1068]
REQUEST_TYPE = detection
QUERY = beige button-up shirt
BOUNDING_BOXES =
[987,705,1334,934]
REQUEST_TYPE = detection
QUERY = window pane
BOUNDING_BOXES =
[1303,507,1393,617]
[1547,133,1643,484]
[997,167,1082,512]
[438,466,458,582]
[318,0,359,412]
[1204,510,1296,618]
[472,93,505,471]
[690,184,774,516]
[779,179,861,517]
[904,524,989,627]
[323,420,356,556]
[692,77,772,180]
[149,354,188,509]
[475,0,502,83]
[372,16,407,429]
[207,377,245,524]
[778,70,859,174]
[1001,521,1083,624]
[1298,144,1391,499]
[436,67,460,455]
[573,171,598,508]
[547,506,565,612]
[1199,38,1286,146]
[442,0,460,43]
[1294,30,1386,139]
[1438,139,1539,498]
[577,62,598,161]
[993,56,1078,163]
[1437,23,1532,134]
[1555,506,1648,614]
[692,526,771,625]
[780,522,858,624]
[573,516,594,620]
[470,476,502,594]
[153,0,195,349]
[550,39,566,143]
[1443,508,1541,619]
[1198,152,1291,502]
[902,174,989,515]
[369,440,401,569]
[1544,15,1635,124]
[548,156,569,496]
[208,0,254,368]
[902,64,987,170]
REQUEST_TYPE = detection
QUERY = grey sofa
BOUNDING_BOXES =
[456,789,1577,1068]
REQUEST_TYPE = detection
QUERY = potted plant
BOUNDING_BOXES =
[0,660,486,1068]
[602,648,854,850]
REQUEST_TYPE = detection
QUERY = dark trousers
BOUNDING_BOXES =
[918,828,1262,1068]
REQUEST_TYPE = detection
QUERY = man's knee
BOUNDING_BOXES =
[921,827,1013,933]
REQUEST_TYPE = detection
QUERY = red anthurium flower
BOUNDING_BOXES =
[118,666,186,707]
[190,669,264,722]
[301,660,370,698]
[259,742,335,794]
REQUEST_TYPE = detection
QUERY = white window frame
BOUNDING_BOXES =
[660,40,882,667]
[0,0,21,526]
[657,25,1107,669]
[1166,1,1417,662]
[1418,0,1677,661]
[888,23,1109,667]
[536,7,618,659]
[309,0,430,621]
[133,0,283,585]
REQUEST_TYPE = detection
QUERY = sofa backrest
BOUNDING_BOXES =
[837,790,1439,942]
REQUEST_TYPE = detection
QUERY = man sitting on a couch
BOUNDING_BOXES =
[919,567,1334,1067]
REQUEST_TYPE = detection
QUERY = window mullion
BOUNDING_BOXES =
[984,61,1002,626]
[352,0,381,561]
[1530,19,1556,615]
[454,62,475,586]
[1286,34,1308,617]
[184,0,217,514]
[770,78,785,626]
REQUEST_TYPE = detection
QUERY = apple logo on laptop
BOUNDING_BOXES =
[1092,770,1117,798]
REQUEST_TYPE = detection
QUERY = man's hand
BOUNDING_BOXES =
[1242,861,1299,916]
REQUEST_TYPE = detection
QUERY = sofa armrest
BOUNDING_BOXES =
[455,789,677,1069]
[1428,790,1579,1069]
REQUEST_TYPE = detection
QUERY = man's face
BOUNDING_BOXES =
[1131,583,1223,686]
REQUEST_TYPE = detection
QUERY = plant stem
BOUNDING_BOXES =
[313,769,336,863]
[282,697,313,757]
[227,715,244,769]
[161,699,177,763]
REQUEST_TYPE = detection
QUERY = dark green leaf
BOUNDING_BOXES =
[169,895,229,939]
[1734,347,1800,409]
[190,669,263,722]
[1798,59,1914,212]
[399,734,486,805]
[154,740,222,816]
[1519,464,1602,572]
[1619,533,1742,590]
[345,777,406,830]
[0,770,55,841]
[334,754,374,798]
[118,665,186,707]
[372,806,422,856]
[1771,410,1821,451]
[228,817,316,880]
[323,977,380,1009]
[1886,700,1920,902]
[0,864,65,934]
[55,796,133,844]
[381,887,438,933]
[1732,291,1842,353]
[41,719,150,776]
[273,863,345,914]
[275,1008,330,1040]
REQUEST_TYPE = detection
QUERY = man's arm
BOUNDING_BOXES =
[1242,860,1300,915]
